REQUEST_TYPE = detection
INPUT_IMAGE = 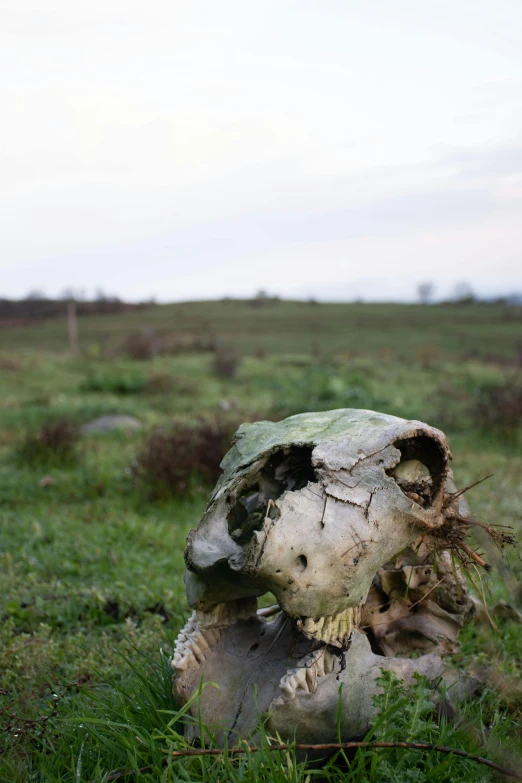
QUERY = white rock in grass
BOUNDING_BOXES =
[81,415,142,434]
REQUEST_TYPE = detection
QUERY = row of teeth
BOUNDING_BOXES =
[171,611,223,672]
[272,647,337,707]
[172,598,259,673]
[173,601,358,674]
[297,606,361,648]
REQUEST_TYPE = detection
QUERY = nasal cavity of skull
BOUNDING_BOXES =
[387,436,445,507]
[227,447,316,545]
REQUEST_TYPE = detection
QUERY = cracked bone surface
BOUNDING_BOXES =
[173,409,476,744]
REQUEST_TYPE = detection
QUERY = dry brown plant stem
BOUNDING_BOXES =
[97,741,522,782]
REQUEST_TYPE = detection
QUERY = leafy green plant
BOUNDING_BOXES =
[344,671,489,782]
[267,365,385,417]
[81,369,147,395]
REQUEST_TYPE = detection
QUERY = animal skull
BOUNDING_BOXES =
[173,409,475,744]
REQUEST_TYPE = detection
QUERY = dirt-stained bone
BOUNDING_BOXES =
[173,409,477,745]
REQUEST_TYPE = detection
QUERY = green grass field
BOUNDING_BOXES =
[1,301,521,781]
[2,299,522,360]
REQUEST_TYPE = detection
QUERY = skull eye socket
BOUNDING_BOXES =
[388,435,446,508]
[227,446,316,545]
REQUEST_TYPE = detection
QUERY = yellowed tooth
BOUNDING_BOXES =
[282,681,295,697]
[194,632,210,651]
[322,616,333,640]
[295,668,309,692]
[299,607,361,646]
[338,612,349,639]
[303,616,325,637]
[190,642,205,662]
[202,628,220,645]
[305,666,317,691]
[324,649,336,674]
[184,649,198,668]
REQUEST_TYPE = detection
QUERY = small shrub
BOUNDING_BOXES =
[0,353,24,372]
[160,332,215,355]
[16,417,80,466]
[131,417,243,499]
[471,376,522,438]
[110,330,215,359]
[363,671,488,782]
[212,343,241,378]
[115,330,160,360]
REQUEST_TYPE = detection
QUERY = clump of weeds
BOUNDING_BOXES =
[15,417,80,467]
[470,375,522,440]
[131,416,243,500]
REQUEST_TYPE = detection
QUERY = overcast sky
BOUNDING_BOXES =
[1,0,521,302]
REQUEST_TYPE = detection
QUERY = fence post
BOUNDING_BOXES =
[67,301,80,356]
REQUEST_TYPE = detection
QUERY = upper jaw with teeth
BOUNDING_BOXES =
[171,600,360,677]
[297,607,362,648]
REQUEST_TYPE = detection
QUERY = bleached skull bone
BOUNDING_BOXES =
[174,409,475,744]
[184,409,449,646]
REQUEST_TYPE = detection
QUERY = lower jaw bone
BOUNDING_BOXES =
[272,646,338,707]
[297,606,362,648]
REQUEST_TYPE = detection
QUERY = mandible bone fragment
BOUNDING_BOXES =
[172,409,477,744]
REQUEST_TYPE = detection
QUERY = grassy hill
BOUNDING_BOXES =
[2,298,522,361]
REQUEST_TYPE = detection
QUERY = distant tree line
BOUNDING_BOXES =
[417,281,522,306]
[0,289,153,321]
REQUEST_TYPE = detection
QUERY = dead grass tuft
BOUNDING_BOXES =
[429,478,519,578]
[111,330,215,360]
[131,417,243,499]
[0,353,24,372]
[16,417,80,466]
[470,376,522,438]
[114,330,160,360]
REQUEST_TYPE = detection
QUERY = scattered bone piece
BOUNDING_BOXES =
[362,543,475,657]
[391,459,432,485]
